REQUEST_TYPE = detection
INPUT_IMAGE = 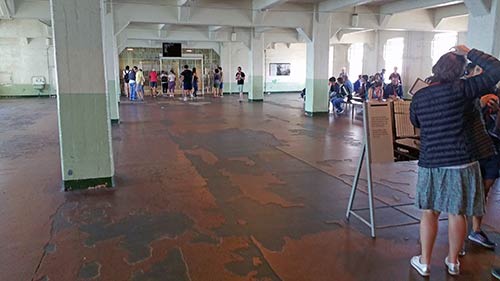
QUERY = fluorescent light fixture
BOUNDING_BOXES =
[127,48,134,51]
[185,49,193,53]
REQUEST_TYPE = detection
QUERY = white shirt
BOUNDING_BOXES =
[168,73,175,82]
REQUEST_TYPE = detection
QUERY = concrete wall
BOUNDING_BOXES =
[0,19,54,96]
[221,42,307,93]
[264,43,306,92]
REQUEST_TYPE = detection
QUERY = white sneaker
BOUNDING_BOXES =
[183,97,187,102]
[445,257,460,276]
[411,256,430,277]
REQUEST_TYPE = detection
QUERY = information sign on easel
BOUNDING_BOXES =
[345,101,394,238]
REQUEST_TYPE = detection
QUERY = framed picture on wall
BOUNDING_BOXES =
[269,63,291,76]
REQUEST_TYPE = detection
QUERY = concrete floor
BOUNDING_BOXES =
[1,94,499,281]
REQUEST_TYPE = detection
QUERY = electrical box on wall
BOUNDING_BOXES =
[32,76,46,87]
[351,14,359,27]
[231,32,237,42]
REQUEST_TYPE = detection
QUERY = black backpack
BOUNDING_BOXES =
[123,70,130,83]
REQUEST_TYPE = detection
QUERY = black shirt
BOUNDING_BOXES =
[236,72,246,85]
[181,69,193,85]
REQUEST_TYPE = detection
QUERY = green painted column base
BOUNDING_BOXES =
[305,111,329,117]
[111,119,120,124]
[248,99,263,102]
[63,176,114,191]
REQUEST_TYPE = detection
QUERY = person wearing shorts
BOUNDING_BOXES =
[235,66,246,102]
[149,68,158,97]
[180,65,193,101]
[213,68,221,97]
[135,68,145,101]
[123,65,130,98]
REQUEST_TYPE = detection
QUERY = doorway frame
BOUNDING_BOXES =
[159,54,205,96]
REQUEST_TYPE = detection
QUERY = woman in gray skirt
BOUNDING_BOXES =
[409,45,500,277]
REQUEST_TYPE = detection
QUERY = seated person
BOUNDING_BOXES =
[356,75,369,100]
[367,81,384,102]
[353,75,362,93]
[330,77,350,114]
[384,76,404,99]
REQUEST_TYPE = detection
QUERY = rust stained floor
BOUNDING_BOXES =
[0,94,499,281]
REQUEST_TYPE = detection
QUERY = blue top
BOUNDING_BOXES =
[353,80,361,93]
[383,84,403,99]
[344,79,354,93]
[128,70,136,81]
[410,49,500,168]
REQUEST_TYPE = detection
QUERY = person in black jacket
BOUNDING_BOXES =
[409,45,500,277]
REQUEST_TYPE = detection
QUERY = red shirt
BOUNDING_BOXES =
[149,71,158,82]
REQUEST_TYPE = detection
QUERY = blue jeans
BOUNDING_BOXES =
[193,83,198,97]
[331,97,344,111]
[129,82,136,100]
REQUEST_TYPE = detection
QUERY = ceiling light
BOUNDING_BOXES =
[127,48,134,51]
[185,49,193,53]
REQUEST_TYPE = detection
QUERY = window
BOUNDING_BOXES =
[431,32,458,65]
[348,43,364,78]
[383,37,404,83]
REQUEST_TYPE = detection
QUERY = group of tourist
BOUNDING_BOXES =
[327,67,403,114]
[122,66,146,101]
[122,65,246,102]
[409,45,500,279]
[122,65,198,101]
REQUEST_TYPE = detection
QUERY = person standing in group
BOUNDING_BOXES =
[218,66,224,97]
[380,68,386,82]
[149,68,158,97]
[128,66,137,101]
[236,66,246,102]
[180,65,193,102]
[192,67,199,99]
[462,63,498,251]
[168,70,176,98]
[213,68,221,98]
[136,68,145,101]
[389,66,402,85]
[123,65,130,98]
[160,71,168,96]
[409,45,500,277]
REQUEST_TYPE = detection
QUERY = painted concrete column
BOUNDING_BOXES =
[50,0,115,190]
[466,0,500,57]
[103,1,120,122]
[305,13,330,115]
[248,33,264,101]
[219,42,232,94]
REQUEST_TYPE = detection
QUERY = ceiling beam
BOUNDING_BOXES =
[432,3,468,27]
[464,0,491,16]
[319,0,371,12]
[253,0,288,11]
[178,0,190,22]
[0,0,13,19]
[208,25,224,40]
[380,0,463,15]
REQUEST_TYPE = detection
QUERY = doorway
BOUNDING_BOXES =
[160,55,205,96]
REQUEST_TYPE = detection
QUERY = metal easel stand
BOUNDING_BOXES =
[346,103,376,238]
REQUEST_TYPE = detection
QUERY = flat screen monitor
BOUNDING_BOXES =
[163,43,182,57]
